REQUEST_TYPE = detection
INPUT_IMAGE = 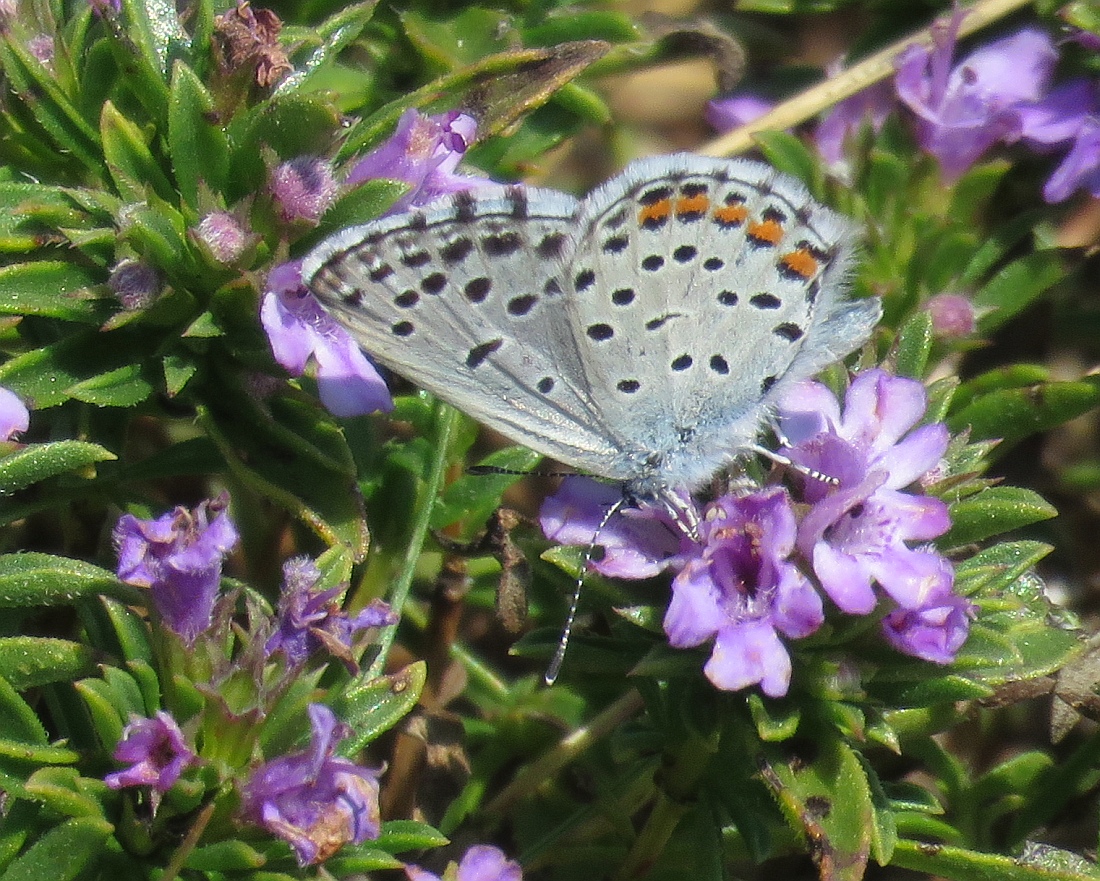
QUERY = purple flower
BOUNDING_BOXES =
[89,0,120,15]
[1039,116,1100,203]
[113,495,239,645]
[271,156,339,224]
[881,582,974,663]
[266,556,397,672]
[260,260,393,417]
[816,77,894,169]
[195,211,253,265]
[407,845,522,881]
[1018,79,1099,148]
[27,34,54,67]
[664,489,823,697]
[779,370,952,615]
[895,20,1058,179]
[925,293,976,338]
[240,704,382,866]
[345,109,490,213]
[0,387,29,441]
[104,711,197,811]
[705,94,775,132]
[539,477,681,579]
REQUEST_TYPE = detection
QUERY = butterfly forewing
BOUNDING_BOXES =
[304,186,624,471]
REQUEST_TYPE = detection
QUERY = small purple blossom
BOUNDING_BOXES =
[895,20,1058,180]
[27,34,54,67]
[779,370,953,616]
[345,109,491,213]
[925,293,976,338]
[260,260,393,417]
[705,94,775,132]
[195,211,253,264]
[266,556,397,672]
[1038,117,1100,203]
[89,0,121,15]
[240,704,382,866]
[270,156,339,224]
[108,259,161,310]
[881,582,975,664]
[104,711,197,811]
[0,387,29,441]
[539,477,680,579]
[407,845,523,881]
[113,495,239,644]
[664,489,823,697]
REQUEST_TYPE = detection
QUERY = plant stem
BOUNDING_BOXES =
[700,0,1034,158]
[368,401,457,679]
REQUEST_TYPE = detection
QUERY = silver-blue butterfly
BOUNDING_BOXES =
[304,153,880,510]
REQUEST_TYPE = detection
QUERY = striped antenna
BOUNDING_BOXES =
[544,494,628,686]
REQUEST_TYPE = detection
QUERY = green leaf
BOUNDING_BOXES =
[948,377,1100,448]
[0,262,110,324]
[66,363,156,407]
[941,487,1057,547]
[99,101,175,203]
[0,638,97,690]
[757,732,873,881]
[0,553,141,608]
[163,354,197,397]
[890,838,1100,881]
[303,178,409,249]
[184,841,267,871]
[168,61,230,205]
[973,252,1065,333]
[431,446,541,530]
[119,0,188,78]
[892,309,933,379]
[275,0,380,96]
[0,816,112,881]
[0,442,115,493]
[373,819,449,853]
[334,662,426,755]
[0,678,46,745]
[0,37,101,172]
[24,768,107,819]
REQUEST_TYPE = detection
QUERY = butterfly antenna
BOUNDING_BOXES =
[544,494,628,686]
[748,443,839,486]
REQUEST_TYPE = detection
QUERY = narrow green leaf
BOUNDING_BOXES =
[275,0,380,96]
[24,768,107,819]
[941,487,1057,547]
[0,38,101,172]
[0,638,97,690]
[0,262,109,324]
[66,363,156,407]
[0,553,141,608]
[184,841,267,871]
[0,816,112,881]
[891,838,1100,881]
[948,377,1100,448]
[373,819,449,853]
[335,662,426,754]
[431,446,541,530]
[974,252,1065,333]
[892,309,933,379]
[754,130,820,192]
[168,61,229,205]
[100,101,175,202]
[0,442,115,494]
[0,678,47,745]
[119,0,187,77]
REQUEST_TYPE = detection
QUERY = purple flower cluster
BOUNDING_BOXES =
[240,703,383,866]
[265,556,397,672]
[540,370,971,696]
[113,495,239,645]
[708,18,1100,202]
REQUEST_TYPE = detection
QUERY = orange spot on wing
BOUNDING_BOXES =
[780,248,819,279]
[675,193,710,217]
[638,199,671,226]
[747,218,784,245]
[713,203,748,226]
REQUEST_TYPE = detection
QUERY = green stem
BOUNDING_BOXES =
[367,401,457,679]
[614,791,689,881]
[700,0,1035,158]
